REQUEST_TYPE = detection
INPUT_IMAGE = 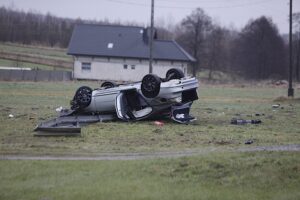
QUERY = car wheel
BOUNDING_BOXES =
[166,68,184,81]
[101,81,116,89]
[141,74,161,98]
[72,86,92,109]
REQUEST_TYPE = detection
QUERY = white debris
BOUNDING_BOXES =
[55,106,63,112]
[8,114,14,118]
[272,104,280,108]
[218,112,225,116]
[275,80,288,86]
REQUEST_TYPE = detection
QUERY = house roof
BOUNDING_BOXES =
[67,24,196,62]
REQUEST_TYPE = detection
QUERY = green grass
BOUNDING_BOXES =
[1,151,299,200]
[0,82,299,199]
[0,42,72,71]
[0,82,299,155]
[0,58,71,71]
[0,42,71,61]
[197,70,241,82]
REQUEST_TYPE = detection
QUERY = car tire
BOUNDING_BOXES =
[141,74,161,98]
[73,86,92,109]
[101,81,116,88]
[166,68,184,81]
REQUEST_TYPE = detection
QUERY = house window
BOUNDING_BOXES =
[81,62,91,71]
[123,64,128,69]
[131,65,135,70]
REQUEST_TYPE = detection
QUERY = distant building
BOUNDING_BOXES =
[67,24,195,81]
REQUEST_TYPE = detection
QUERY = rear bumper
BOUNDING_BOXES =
[158,77,199,100]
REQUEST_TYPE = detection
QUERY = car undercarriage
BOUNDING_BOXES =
[34,68,199,135]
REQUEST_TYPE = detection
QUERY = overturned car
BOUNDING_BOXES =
[35,68,199,134]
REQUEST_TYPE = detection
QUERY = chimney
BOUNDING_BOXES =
[142,27,157,45]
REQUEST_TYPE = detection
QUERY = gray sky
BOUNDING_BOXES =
[0,0,299,34]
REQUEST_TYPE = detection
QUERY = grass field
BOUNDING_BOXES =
[0,42,72,70]
[1,152,300,200]
[0,81,299,199]
[0,42,70,61]
[0,58,70,71]
[0,82,299,154]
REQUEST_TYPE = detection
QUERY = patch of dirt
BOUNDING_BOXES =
[1,144,299,161]
[209,140,234,145]
[274,96,300,102]
[238,144,300,152]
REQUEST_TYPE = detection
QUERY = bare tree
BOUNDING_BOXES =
[206,26,225,80]
[175,8,212,76]
[155,17,175,40]
[233,16,286,79]
[293,12,300,81]
[0,7,109,47]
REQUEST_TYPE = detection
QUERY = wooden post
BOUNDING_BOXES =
[149,0,154,74]
[288,0,294,97]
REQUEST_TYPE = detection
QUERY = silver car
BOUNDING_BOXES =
[70,68,199,123]
[35,69,199,134]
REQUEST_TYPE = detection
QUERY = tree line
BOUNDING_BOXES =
[0,6,299,80]
[175,8,300,81]
[0,7,73,47]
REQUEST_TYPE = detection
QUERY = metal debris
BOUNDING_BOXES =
[231,118,262,125]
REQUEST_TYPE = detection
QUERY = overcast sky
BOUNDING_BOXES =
[0,0,299,34]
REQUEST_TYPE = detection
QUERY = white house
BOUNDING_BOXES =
[67,24,196,81]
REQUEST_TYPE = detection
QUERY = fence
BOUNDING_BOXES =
[0,69,72,81]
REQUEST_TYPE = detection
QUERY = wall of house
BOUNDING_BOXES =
[73,56,189,81]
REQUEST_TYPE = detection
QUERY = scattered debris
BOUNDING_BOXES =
[272,104,280,108]
[55,106,63,112]
[154,121,164,127]
[8,114,14,118]
[274,80,288,86]
[245,139,254,145]
[29,116,35,120]
[255,113,265,116]
[235,113,265,117]
[34,114,115,136]
[231,118,262,125]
